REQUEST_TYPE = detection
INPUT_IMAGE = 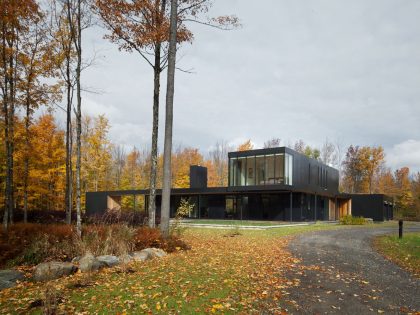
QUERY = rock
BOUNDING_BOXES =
[132,251,152,262]
[79,253,104,272]
[0,269,24,290]
[71,256,81,264]
[140,248,167,259]
[96,255,120,267]
[119,254,134,264]
[34,262,77,282]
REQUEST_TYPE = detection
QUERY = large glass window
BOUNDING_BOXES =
[265,155,275,184]
[256,155,265,185]
[275,154,284,184]
[235,157,246,186]
[228,153,293,187]
[285,153,293,185]
[229,158,236,186]
[246,156,255,186]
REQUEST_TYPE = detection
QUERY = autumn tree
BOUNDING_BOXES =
[208,140,230,186]
[81,114,113,192]
[18,9,60,222]
[160,0,178,238]
[171,146,204,188]
[1,0,48,230]
[292,139,320,160]
[342,145,385,194]
[237,139,253,151]
[49,0,78,224]
[394,167,414,218]
[24,114,66,211]
[96,0,238,229]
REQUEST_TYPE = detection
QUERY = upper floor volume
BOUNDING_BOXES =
[228,146,339,196]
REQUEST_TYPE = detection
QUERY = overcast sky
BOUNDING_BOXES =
[70,0,420,172]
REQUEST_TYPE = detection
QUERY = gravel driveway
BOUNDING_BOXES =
[280,223,420,314]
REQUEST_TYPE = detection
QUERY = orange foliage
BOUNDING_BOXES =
[237,139,254,152]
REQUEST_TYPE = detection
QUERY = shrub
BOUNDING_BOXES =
[1,223,190,267]
[133,226,190,253]
[339,215,366,225]
[170,198,194,237]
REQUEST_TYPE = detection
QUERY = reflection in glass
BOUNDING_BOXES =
[265,155,275,184]
[229,158,236,186]
[275,154,284,184]
[256,155,265,185]
[246,156,255,186]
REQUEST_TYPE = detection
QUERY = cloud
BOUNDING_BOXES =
[73,0,420,170]
[387,140,420,172]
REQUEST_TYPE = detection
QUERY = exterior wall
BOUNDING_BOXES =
[227,147,339,197]
[351,194,393,221]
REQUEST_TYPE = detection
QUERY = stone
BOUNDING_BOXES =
[141,248,167,259]
[34,262,77,282]
[119,254,134,264]
[71,256,81,264]
[132,251,152,262]
[96,255,120,267]
[79,253,104,272]
[0,269,24,290]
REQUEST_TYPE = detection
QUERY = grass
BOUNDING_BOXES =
[0,222,403,314]
[182,219,313,226]
[374,232,420,278]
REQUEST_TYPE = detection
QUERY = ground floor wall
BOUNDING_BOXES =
[150,192,346,222]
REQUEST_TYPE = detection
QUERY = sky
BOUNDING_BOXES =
[60,0,420,172]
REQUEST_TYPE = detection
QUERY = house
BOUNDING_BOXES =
[85,146,393,222]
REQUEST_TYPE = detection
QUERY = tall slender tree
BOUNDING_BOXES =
[160,0,177,237]
[1,0,41,230]
[96,0,238,228]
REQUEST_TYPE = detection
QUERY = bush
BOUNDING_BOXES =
[339,215,366,225]
[133,226,190,253]
[86,209,149,226]
[1,223,189,267]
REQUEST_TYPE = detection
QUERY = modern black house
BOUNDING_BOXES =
[86,146,393,222]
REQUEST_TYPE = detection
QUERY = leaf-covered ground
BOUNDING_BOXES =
[1,226,326,314]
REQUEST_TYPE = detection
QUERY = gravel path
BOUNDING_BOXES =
[280,223,420,314]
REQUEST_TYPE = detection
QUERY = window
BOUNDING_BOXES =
[265,155,275,184]
[229,158,236,186]
[246,156,255,186]
[285,153,293,185]
[275,154,284,184]
[256,155,265,185]
[236,157,246,186]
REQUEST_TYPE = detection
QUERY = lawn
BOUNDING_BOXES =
[0,223,345,314]
[373,232,420,278]
[181,219,309,226]
[0,222,407,314]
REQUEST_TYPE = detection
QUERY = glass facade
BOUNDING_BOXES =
[229,153,293,187]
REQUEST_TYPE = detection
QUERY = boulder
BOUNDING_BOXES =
[96,255,120,267]
[140,248,167,259]
[79,253,104,272]
[34,262,77,282]
[0,269,24,290]
[119,254,134,264]
[132,251,152,262]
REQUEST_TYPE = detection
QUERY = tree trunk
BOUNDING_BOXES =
[2,18,9,231]
[160,0,178,238]
[23,100,30,223]
[148,0,166,228]
[74,0,82,236]
[65,54,73,224]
